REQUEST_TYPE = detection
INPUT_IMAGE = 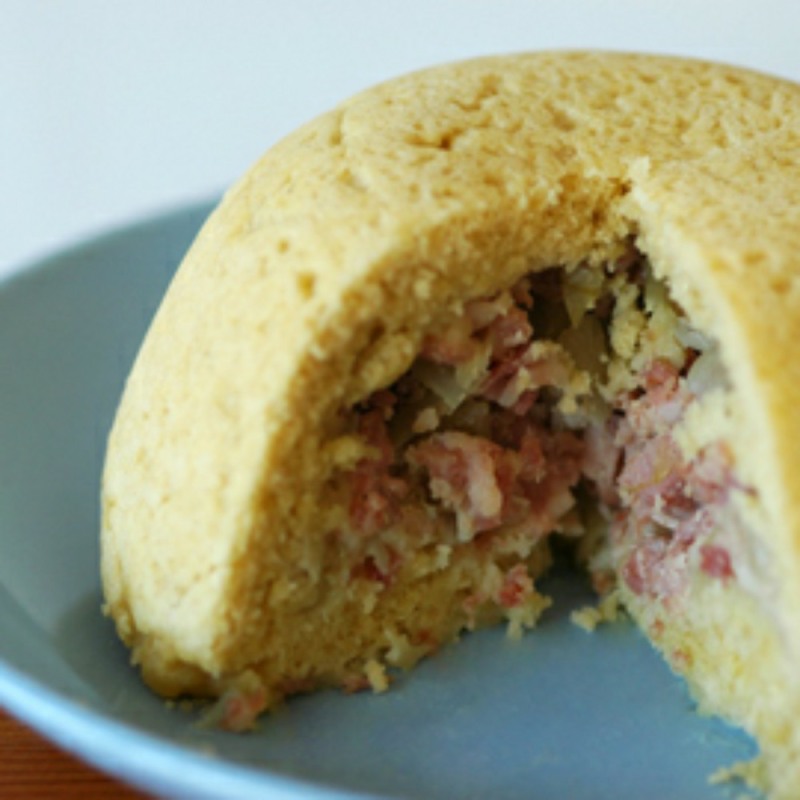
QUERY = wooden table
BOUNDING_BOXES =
[0,708,152,799]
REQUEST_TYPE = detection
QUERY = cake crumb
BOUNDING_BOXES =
[570,590,624,632]
[365,659,390,693]
[412,406,440,434]
[709,756,765,798]
[505,591,552,640]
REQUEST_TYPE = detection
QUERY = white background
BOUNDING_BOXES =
[3,0,800,279]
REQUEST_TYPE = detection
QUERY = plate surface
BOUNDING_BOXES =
[0,204,758,800]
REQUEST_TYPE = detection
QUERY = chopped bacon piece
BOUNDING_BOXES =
[497,564,533,608]
[341,673,371,694]
[620,546,647,596]
[348,402,409,537]
[509,390,539,416]
[216,686,268,732]
[621,359,690,438]
[465,294,514,330]
[357,408,394,466]
[699,544,735,580]
[582,420,622,506]
[479,348,529,407]
[484,306,534,358]
[408,425,583,543]
[407,432,514,538]
[348,467,408,538]
[517,428,547,483]
[618,434,675,494]
[350,549,402,587]
[609,359,743,602]
[620,532,691,599]
[421,288,535,375]
[420,316,478,365]
[540,429,585,487]
[590,569,617,596]
[643,358,680,392]
[480,345,569,411]
[410,628,440,650]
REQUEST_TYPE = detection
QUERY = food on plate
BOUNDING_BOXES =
[101,52,800,796]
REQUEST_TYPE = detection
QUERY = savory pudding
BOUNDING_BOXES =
[101,52,800,797]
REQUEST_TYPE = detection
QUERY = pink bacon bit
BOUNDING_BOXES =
[539,428,586,487]
[407,431,517,538]
[497,564,533,609]
[480,346,570,413]
[478,349,529,407]
[348,468,408,538]
[350,548,402,587]
[341,673,371,694]
[517,427,547,483]
[621,358,689,438]
[420,316,478,365]
[620,532,692,601]
[216,685,269,732]
[357,407,394,466]
[421,284,534,368]
[582,419,622,506]
[351,555,388,585]
[409,424,584,542]
[610,358,745,602]
[348,401,409,537]
[699,544,735,581]
[617,435,695,524]
[644,358,682,391]
[620,550,648,596]
[590,569,617,596]
[620,547,651,597]
[410,628,440,651]
[483,306,533,359]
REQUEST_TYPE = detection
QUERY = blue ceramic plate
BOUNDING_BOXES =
[0,203,759,800]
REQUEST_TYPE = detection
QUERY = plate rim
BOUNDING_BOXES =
[0,655,374,800]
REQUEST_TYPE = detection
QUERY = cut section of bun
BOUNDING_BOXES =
[101,52,800,796]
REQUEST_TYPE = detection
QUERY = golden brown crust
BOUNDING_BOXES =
[102,52,800,738]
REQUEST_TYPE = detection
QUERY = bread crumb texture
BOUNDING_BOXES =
[101,52,800,797]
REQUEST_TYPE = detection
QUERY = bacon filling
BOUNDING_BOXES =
[337,252,750,609]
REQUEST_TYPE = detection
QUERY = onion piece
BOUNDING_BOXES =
[674,318,712,352]
[562,265,606,326]
[687,344,730,395]
[558,312,607,373]
[412,361,469,412]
